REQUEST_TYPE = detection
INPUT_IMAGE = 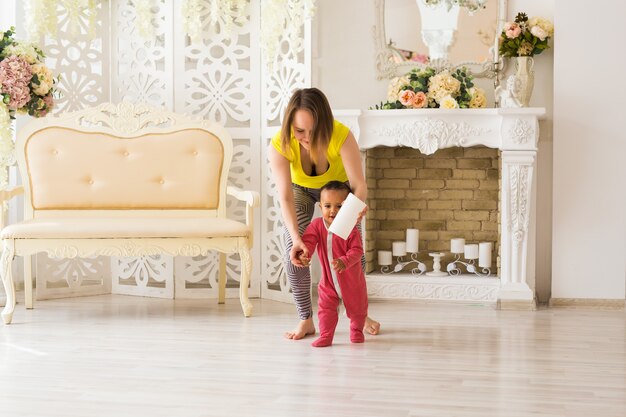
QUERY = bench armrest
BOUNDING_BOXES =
[0,186,24,203]
[227,187,260,240]
[0,186,24,230]
[227,186,260,209]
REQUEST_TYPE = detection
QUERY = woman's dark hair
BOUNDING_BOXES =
[280,88,334,165]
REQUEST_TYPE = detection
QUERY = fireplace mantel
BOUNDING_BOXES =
[335,108,546,308]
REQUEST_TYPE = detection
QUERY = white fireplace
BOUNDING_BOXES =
[336,108,545,308]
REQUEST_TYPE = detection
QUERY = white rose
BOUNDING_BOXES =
[468,87,487,108]
[387,76,409,101]
[530,26,548,41]
[440,96,459,109]
[528,17,554,37]
[34,81,51,96]
[4,43,39,64]
[428,71,461,102]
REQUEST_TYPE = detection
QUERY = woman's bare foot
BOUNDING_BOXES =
[363,316,380,335]
[284,318,316,340]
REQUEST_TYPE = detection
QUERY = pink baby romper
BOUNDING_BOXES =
[301,217,368,347]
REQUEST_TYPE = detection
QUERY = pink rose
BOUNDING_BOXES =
[504,22,521,39]
[412,91,428,108]
[36,93,54,117]
[399,90,416,107]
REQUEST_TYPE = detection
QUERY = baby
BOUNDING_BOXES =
[291,180,368,347]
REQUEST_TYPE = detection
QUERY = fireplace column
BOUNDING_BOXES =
[497,112,541,309]
[499,150,536,308]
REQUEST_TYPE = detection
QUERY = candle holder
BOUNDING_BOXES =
[380,251,427,276]
[425,252,448,277]
[446,253,492,277]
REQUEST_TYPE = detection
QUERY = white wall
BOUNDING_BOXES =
[0,2,16,30]
[313,0,557,302]
[552,0,626,299]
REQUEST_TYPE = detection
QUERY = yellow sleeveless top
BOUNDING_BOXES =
[271,120,350,189]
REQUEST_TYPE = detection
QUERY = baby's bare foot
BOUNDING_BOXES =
[364,316,380,335]
[284,318,316,340]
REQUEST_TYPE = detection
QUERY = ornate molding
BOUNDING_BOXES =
[373,118,490,155]
[1,241,16,323]
[367,280,499,301]
[508,165,530,241]
[372,0,502,80]
[239,244,252,273]
[80,102,175,133]
[509,119,534,144]
[20,239,240,261]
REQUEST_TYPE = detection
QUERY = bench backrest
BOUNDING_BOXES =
[16,103,233,219]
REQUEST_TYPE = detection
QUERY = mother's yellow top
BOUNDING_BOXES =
[270,120,350,189]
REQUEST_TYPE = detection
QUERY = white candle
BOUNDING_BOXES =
[406,229,419,253]
[378,250,393,266]
[392,241,407,257]
[451,238,465,254]
[464,244,479,260]
[479,242,492,268]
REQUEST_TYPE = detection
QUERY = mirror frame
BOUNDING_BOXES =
[373,0,507,80]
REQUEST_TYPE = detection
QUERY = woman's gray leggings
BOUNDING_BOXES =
[283,183,365,320]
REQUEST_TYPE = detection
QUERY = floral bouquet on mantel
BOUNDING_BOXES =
[498,12,554,57]
[373,66,487,110]
[0,27,57,146]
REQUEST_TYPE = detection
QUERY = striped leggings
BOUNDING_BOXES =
[284,183,365,320]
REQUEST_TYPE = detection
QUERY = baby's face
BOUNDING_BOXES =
[319,189,348,226]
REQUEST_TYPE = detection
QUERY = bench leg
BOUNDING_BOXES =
[238,245,252,317]
[1,241,16,324]
[24,255,34,309]
[218,253,226,304]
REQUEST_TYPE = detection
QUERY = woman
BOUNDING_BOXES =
[268,87,380,340]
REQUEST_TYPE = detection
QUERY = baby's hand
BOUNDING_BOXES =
[331,258,346,273]
[299,253,311,267]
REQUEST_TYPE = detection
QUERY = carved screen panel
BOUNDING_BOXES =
[111,0,173,106]
[172,0,260,299]
[35,1,111,298]
[260,8,311,303]
[29,0,310,302]
[44,1,110,112]
[107,0,175,298]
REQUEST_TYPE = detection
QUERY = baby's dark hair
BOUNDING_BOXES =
[320,180,351,196]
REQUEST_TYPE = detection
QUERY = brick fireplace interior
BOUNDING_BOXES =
[364,145,501,274]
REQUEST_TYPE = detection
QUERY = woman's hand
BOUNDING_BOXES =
[357,206,368,223]
[289,240,310,267]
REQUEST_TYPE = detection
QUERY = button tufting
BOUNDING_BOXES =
[88,179,94,185]
[52,150,59,155]
[123,151,130,157]
[159,179,165,185]
[193,150,198,156]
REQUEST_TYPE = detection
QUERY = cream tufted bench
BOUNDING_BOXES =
[0,102,259,324]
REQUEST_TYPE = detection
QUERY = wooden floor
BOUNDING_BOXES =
[1,295,625,417]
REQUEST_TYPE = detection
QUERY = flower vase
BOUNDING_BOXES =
[513,56,535,107]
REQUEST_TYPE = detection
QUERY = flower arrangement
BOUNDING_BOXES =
[23,0,316,71]
[261,0,316,70]
[374,67,487,110]
[182,0,250,43]
[498,12,554,57]
[422,0,486,13]
[0,27,57,157]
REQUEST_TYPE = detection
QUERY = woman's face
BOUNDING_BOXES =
[292,109,314,150]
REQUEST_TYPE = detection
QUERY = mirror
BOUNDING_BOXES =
[374,0,507,79]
